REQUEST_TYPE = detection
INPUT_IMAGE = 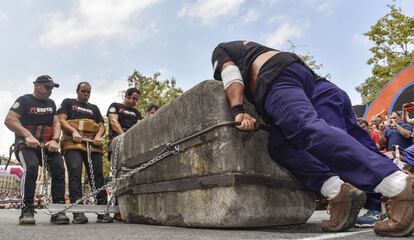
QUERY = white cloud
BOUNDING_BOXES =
[39,0,160,47]
[263,22,305,49]
[241,9,258,24]
[178,0,245,26]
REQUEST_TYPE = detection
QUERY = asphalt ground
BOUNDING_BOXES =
[0,209,404,240]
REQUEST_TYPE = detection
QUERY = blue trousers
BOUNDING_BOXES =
[264,63,399,198]
[313,79,382,210]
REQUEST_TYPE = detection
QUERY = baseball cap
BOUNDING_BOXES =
[33,75,59,88]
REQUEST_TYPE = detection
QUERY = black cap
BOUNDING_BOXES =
[33,75,59,88]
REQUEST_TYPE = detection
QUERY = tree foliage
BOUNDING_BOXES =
[127,70,183,114]
[356,5,414,104]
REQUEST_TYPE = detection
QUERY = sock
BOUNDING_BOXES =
[374,171,408,197]
[321,176,344,200]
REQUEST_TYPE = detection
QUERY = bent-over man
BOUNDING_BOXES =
[211,40,414,237]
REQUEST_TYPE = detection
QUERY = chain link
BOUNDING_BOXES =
[86,141,96,204]
[41,147,50,208]
[44,121,238,215]
[108,135,124,206]
[45,139,179,215]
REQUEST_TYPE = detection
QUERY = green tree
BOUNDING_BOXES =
[356,5,414,104]
[127,70,183,114]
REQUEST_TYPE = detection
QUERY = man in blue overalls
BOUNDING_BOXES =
[211,40,414,237]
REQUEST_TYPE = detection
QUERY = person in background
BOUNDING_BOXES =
[145,103,160,117]
[369,116,382,150]
[380,111,412,151]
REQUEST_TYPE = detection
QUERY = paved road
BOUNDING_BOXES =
[0,209,396,240]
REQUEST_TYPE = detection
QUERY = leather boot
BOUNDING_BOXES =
[320,183,366,232]
[374,175,414,237]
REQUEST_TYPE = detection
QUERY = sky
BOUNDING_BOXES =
[0,0,413,157]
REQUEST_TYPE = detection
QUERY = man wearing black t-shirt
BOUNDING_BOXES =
[58,82,112,224]
[4,75,69,225]
[106,87,141,221]
[211,40,414,237]
[107,87,141,160]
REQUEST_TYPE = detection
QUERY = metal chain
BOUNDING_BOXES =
[40,147,50,208]
[108,135,124,206]
[45,143,179,215]
[44,121,241,215]
[86,141,96,204]
[111,135,123,183]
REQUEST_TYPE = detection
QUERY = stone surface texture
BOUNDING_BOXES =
[114,80,315,228]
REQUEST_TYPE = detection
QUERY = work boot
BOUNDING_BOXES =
[72,213,88,224]
[19,204,36,225]
[374,175,414,237]
[320,183,366,232]
[50,212,70,225]
[97,213,113,223]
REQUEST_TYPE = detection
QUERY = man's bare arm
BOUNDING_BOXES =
[221,61,256,131]
[4,110,39,148]
[58,113,82,142]
[108,113,124,135]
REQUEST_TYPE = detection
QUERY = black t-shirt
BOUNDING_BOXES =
[212,41,279,103]
[107,102,141,139]
[57,98,104,123]
[10,94,56,140]
[212,41,274,83]
[211,40,305,119]
[10,94,56,126]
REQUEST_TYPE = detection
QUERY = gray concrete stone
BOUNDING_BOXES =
[114,80,315,228]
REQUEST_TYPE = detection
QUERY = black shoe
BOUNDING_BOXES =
[72,213,88,224]
[50,212,70,225]
[97,213,113,223]
[19,204,36,225]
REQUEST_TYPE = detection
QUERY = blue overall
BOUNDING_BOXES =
[313,79,382,210]
[264,63,399,199]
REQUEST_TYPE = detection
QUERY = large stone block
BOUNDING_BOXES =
[114,80,315,228]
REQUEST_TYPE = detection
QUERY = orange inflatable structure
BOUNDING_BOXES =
[363,63,414,120]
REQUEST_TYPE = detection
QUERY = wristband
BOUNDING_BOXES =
[231,104,246,117]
